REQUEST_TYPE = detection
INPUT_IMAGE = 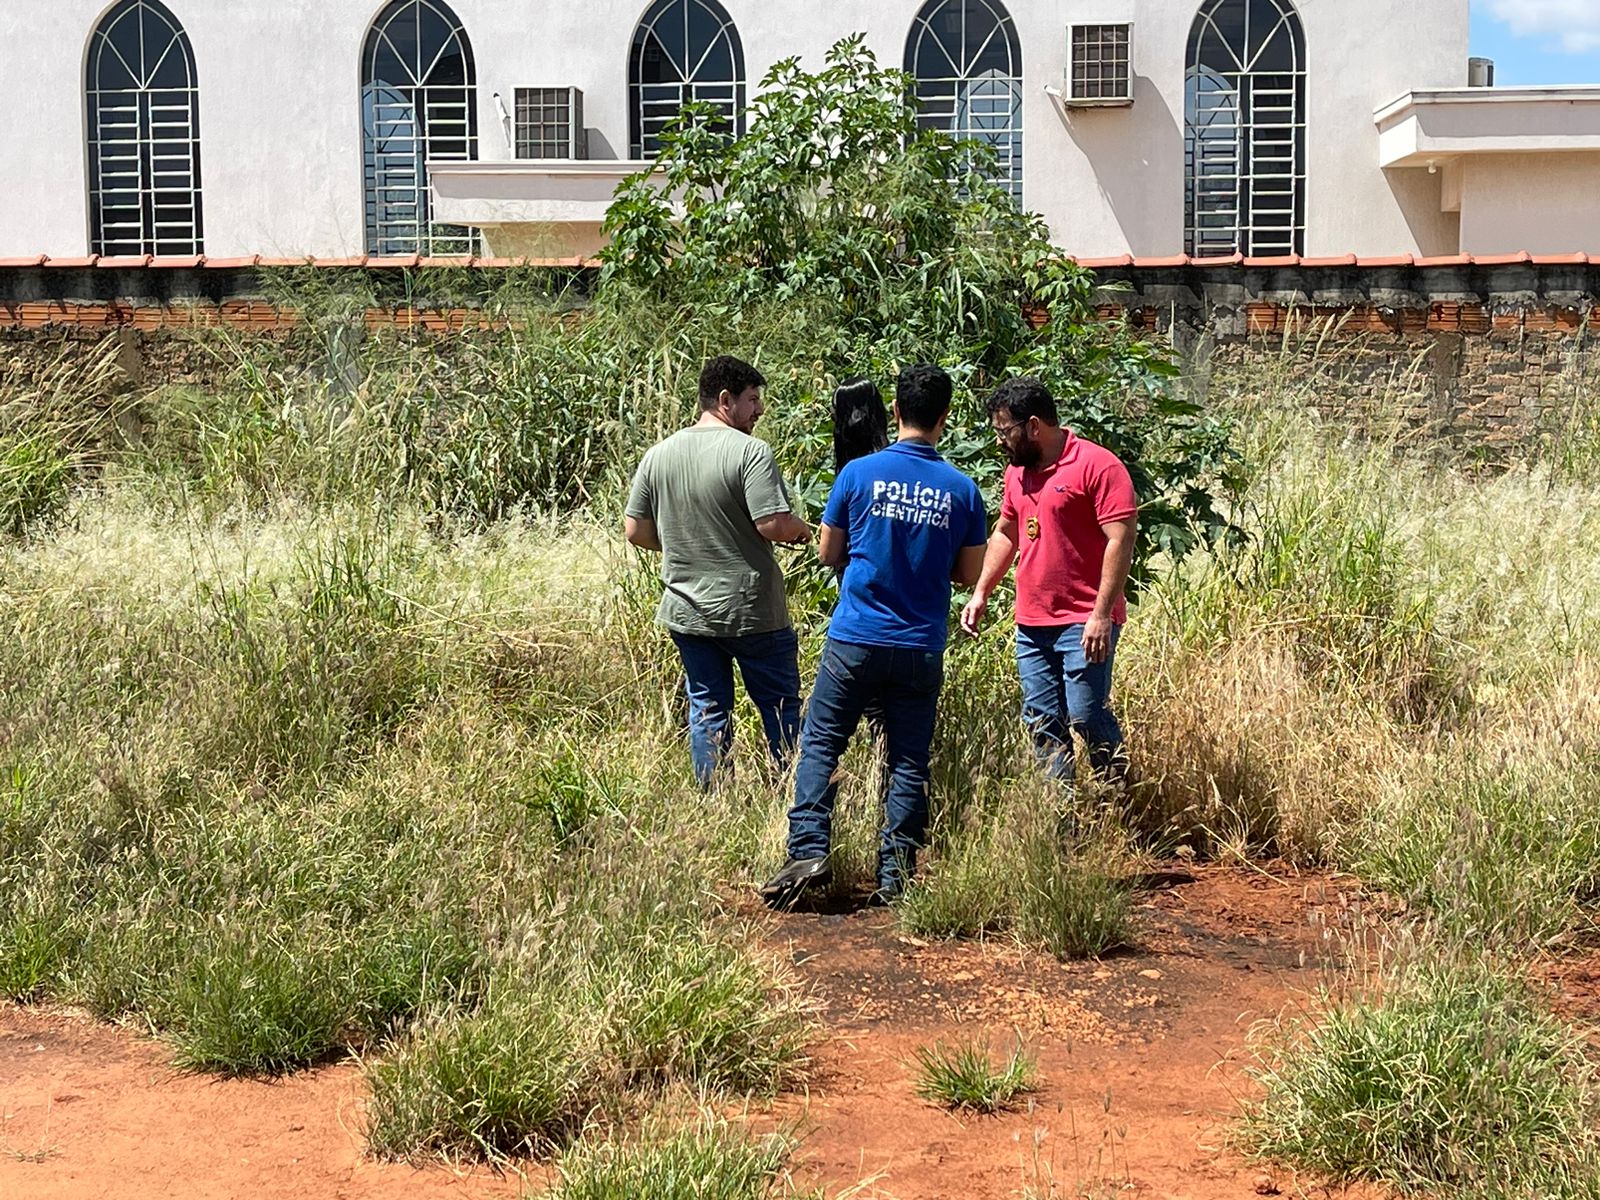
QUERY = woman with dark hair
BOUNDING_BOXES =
[832,377,890,471]
[828,376,892,802]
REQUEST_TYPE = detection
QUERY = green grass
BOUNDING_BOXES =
[912,1036,1039,1113]
[898,792,1135,959]
[1244,951,1600,1197]
[549,1115,809,1200]
[366,977,591,1161]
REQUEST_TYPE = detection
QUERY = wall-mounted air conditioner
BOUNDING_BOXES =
[514,87,587,159]
[1065,24,1134,107]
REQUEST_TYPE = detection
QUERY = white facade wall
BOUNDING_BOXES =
[1457,152,1600,255]
[0,0,1469,260]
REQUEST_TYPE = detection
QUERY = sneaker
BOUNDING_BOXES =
[866,884,902,908]
[759,856,830,909]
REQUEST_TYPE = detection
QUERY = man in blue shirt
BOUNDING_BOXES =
[762,364,987,908]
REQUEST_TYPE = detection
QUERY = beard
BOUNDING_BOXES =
[1006,439,1045,469]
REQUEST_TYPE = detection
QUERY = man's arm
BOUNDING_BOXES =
[952,543,985,589]
[959,513,1020,635]
[624,515,662,552]
[755,511,813,544]
[817,522,848,568]
[1081,517,1136,664]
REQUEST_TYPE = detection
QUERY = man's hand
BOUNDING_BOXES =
[960,591,989,637]
[1082,614,1113,664]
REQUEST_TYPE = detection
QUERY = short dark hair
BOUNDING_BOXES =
[987,376,1059,426]
[895,363,953,431]
[832,377,889,470]
[699,355,766,410]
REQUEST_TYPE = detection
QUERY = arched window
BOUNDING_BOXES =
[1185,0,1306,257]
[86,0,203,257]
[905,0,1024,203]
[629,0,746,159]
[362,0,478,256]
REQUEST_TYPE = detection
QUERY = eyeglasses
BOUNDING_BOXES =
[992,419,1029,442]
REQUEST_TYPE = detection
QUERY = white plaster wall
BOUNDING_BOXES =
[0,0,1471,259]
[1458,152,1600,254]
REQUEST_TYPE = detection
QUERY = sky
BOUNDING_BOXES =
[1472,0,1600,83]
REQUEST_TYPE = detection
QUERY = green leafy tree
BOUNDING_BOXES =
[600,35,1243,591]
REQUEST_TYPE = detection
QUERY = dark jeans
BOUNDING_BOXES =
[787,638,944,890]
[670,627,801,788]
[1015,623,1125,782]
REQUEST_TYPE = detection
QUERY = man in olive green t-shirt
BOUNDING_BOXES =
[625,356,812,787]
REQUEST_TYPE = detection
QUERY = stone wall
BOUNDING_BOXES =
[3,263,1597,454]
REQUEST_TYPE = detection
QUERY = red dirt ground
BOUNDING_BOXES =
[2,865,1390,1200]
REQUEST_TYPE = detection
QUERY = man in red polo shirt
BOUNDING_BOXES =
[960,377,1137,786]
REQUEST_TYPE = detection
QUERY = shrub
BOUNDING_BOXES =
[602,35,1243,587]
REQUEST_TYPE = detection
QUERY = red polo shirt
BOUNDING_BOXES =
[999,432,1138,626]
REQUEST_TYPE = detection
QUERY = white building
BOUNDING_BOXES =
[2,0,1599,265]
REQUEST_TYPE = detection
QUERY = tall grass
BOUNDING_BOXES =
[5,317,1600,1191]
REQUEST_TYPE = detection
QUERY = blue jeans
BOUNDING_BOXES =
[1015,623,1125,782]
[788,638,944,890]
[670,628,801,788]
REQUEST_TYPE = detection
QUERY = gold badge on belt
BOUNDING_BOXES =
[1025,515,1041,541]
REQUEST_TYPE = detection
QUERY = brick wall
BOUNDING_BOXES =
[3,263,1596,454]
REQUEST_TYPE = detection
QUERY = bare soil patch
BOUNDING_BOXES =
[759,863,1384,1199]
[2,865,1384,1200]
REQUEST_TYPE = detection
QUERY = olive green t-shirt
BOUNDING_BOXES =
[625,424,794,637]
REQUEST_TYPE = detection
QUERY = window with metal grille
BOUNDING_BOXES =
[629,0,746,159]
[361,0,479,256]
[515,88,585,159]
[1068,24,1133,104]
[1184,0,1306,258]
[905,0,1024,204]
[86,0,204,257]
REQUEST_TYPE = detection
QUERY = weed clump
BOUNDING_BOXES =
[898,790,1134,959]
[366,978,591,1160]
[549,1115,804,1200]
[913,1037,1038,1113]
[1244,952,1600,1197]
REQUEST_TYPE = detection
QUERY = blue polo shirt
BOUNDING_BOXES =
[822,440,988,652]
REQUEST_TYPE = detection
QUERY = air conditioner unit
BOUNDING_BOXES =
[1065,24,1134,107]
[514,87,587,159]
